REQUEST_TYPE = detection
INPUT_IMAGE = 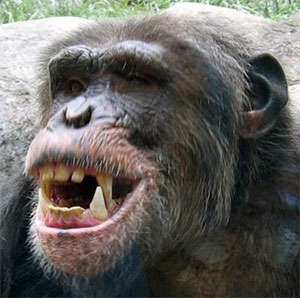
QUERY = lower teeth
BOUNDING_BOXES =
[39,186,124,222]
[89,186,108,220]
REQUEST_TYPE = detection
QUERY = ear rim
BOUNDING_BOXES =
[240,53,288,139]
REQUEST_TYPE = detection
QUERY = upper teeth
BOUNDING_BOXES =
[41,165,54,181]
[71,169,85,183]
[96,174,116,212]
[54,164,71,182]
[39,164,120,222]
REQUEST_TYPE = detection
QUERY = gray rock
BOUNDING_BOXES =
[0,17,94,180]
[168,3,300,86]
[293,11,300,27]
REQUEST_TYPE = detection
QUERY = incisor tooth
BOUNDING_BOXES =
[96,174,116,212]
[71,169,85,183]
[69,206,85,219]
[39,187,85,220]
[54,164,70,182]
[49,206,69,212]
[41,165,54,181]
[49,206,62,220]
[49,205,84,220]
[90,186,108,220]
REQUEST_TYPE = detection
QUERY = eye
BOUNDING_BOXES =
[126,73,150,85]
[67,79,86,94]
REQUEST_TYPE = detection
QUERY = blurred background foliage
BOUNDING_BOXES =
[0,0,299,24]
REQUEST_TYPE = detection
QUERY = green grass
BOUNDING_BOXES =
[0,0,299,24]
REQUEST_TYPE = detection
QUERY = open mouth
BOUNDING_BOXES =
[26,127,158,275]
[37,163,138,229]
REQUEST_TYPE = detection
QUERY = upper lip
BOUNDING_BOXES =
[26,127,158,229]
[25,127,150,180]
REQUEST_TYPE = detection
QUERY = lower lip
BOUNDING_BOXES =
[36,206,118,237]
[35,206,117,276]
[35,182,144,237]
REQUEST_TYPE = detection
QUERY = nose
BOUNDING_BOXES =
[65,96,92,128]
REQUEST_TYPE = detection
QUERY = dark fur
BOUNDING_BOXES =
[1,11,299,297]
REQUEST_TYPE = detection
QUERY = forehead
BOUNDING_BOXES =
[42,13,247,95]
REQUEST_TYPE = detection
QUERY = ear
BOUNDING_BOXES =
[240,53,288,139]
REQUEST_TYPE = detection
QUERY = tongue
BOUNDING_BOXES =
[51,177,97,208]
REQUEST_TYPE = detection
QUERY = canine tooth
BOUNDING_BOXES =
[96,174,105,189]
[71,169,85,183]
[41,165,54,181]
[40,187,52,203]
[42,184,49,199]
[39,188,52,215]
[90,186,108,220]
[96,174,116,212]
[54,164,70,182]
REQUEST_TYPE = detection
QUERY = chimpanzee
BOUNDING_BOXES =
[1,7,299,298]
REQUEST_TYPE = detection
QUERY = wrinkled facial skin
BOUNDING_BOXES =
[25,33,245,284]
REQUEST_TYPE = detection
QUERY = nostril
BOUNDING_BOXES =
[65,103,92,128]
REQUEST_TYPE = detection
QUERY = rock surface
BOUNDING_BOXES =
[0,17,94,180]
[169,3,300,86]
[0,5,299,180]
